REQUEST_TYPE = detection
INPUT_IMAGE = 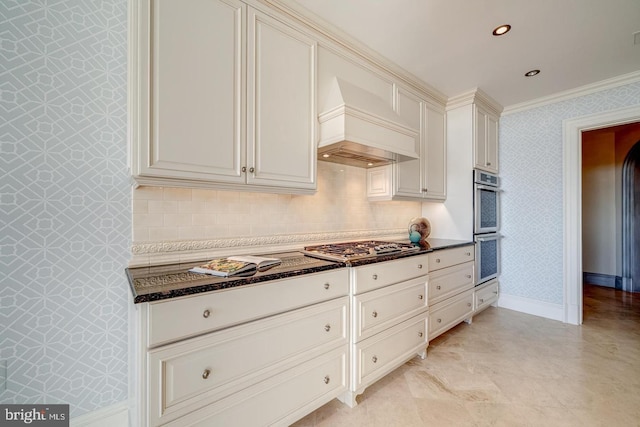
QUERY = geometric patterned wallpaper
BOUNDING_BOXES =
[500,81,640,305]
[0,0,130,417]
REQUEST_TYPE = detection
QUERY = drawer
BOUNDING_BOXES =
[353,312,428,391]
[163,347,347,427]
[147,268,348,347]
[475,279,499,312]
[429,289,474,340]
[428,262,474,306]
[353,276,427,342]
[352,254,428,294]
[428,245,474,271]
[148,297,348,426]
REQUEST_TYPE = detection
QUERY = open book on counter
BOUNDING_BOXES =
[189,255,282,277]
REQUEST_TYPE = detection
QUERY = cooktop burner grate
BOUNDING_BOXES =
[302,240,418,262]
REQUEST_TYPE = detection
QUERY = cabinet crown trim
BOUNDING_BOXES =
[446,88,503,115]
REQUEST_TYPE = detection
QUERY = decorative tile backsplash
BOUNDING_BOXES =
[500,82,640,305]
[0,0,130,417]
[132,161,422,263]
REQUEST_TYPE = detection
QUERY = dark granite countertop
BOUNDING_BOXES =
[126,238,473,304]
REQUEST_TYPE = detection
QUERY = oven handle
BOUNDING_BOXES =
[475,185,502,192]
[475,235,502,242]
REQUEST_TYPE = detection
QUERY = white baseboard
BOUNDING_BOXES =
[71,401,128,427]
[497,294,564,322]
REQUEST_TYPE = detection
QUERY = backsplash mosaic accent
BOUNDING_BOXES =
[0,0,130,417]
[500,81,640,305]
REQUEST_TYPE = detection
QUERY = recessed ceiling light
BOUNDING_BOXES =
[492,24,511,36]
[524,69,540,77]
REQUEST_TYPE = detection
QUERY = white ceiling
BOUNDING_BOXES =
[291,0,640,108]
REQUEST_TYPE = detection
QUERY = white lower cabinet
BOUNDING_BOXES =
[341,255,429,407]
[429,289,474,340]
[133,269,350,427]
[427,245,475,341]
[474,279,499,313]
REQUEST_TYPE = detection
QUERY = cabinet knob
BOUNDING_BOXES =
[486,162,492,166]
[324,283,330,290]
[465,252,471,256]
[435,259,441,263]
[467,303,472,307]
[418,264,423,269]
[422,188,428,192]
[372,356,378,363]
[418,294,424,300]
[249,167,255,173]
[372,311,378,318]
[480,298,485,303]
[437,318,442,323]
[466,275,472,279]
[241,166,246,172]
[436,285,441,290]
[324,324,331,332]
[372,274,378,280]
[203,309,211,319]
[418,332,424,338]
[323,375,330,384]
[493,291,498,294]
[202,369,211,380]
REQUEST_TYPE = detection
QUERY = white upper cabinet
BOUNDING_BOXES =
[366,85,446,201]
[473,104,499,174]
[130,0,317,194]
[246,8,317,190]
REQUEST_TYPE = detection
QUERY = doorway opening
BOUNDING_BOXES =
[563,105,640,325]
[622,139,640,292]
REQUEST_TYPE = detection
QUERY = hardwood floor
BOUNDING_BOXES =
[292,284,640,426]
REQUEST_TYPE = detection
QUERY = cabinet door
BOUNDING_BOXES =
[247,9,317,190]
[474,105,488,171]
[394,87,424,198]
[486,113,499,173]
[424,104,446,200]
[137,0,245,183]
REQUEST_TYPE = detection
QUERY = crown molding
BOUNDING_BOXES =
[446,88,503,115]
[503,70,640,115]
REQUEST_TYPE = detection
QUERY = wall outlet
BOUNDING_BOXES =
[0,360,6,391]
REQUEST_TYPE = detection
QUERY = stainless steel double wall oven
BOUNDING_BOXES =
[473,170,501,285]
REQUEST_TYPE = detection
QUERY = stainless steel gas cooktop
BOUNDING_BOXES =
[302,240,419,262]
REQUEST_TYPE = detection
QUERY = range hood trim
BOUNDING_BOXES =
[317,78,420,168]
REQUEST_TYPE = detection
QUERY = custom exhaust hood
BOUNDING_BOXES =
[317,77,419,168]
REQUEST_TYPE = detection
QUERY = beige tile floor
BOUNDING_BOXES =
[292,284,640,426]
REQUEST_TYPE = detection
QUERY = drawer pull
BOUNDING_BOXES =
[435,259,441,263]
[372,274,378,280]
[480,298,485,303]
[324,283,330,290]
[202,369,211,380]
[494,291,498,294]
[323,375,330,384]
[418,332,423,338]
[372,311,378,318]
[202,309,211,319]
[465,252,471,256]
[437,318,442,323]
[418,294,424,300]
[436,285,441,290]
[324,324,331,332]
[418,264,423,269]
[372,356,378,363]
